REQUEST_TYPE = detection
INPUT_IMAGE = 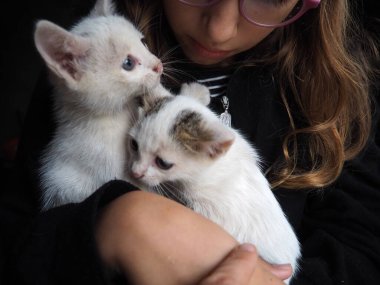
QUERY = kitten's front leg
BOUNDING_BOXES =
[149,83,173,98]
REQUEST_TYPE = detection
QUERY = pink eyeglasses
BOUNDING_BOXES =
[178,0,321,28]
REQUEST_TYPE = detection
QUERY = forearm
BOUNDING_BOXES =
[96,191,238,284]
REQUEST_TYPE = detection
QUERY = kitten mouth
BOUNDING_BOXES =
[144,74,161,88]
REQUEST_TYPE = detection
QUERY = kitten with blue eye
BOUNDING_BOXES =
[35,0,164,210]
[127,87,301,282]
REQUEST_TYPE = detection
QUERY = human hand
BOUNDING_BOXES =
[199,244,292,285]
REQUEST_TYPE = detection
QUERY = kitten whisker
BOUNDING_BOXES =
[140,20,159,35]
[159,45,181,61]
[132,5,142,30]
[152,185,164,197]
[163,66,194,78]
[162,56,193,65]
[161,73,182,86]
[161,64,197,86]
[133,7,160,34]
[160,182,187,205]
[153,184,180,204]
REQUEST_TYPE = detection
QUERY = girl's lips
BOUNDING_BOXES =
[189,38,232,59]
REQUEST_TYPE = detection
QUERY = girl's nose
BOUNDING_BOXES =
[203,0,240,44]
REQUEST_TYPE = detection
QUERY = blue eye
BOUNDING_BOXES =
[122,55,136,71]
[155,156,173,170]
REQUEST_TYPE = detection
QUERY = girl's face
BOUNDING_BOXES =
[163,0,275,65]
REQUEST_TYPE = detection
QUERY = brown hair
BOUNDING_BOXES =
[122,0,378,189]
[266,0,378,189]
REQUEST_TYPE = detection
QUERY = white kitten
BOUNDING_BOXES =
[35,0,163,210]
[127,86,301,280]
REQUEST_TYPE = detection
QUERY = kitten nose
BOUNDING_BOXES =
[132,171,144,179]
[153,62,163,74]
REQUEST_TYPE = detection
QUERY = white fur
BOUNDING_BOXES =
[129,94,301,282]
[36,0,163,210]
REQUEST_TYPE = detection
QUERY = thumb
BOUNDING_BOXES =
[268,264,293,281]
[258,258,293,281]
[199,243,258,285]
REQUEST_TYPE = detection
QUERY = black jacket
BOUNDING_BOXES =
[1,1,379,284]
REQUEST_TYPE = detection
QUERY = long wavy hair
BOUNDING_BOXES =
[120,0,378,189]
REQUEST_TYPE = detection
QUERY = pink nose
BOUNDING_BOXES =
[153,62,163,74]
[132,171,144,179]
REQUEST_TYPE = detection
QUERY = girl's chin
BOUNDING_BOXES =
[183,49,232,66]
[182,39,234,66]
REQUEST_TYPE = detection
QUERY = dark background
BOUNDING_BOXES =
[1,0,96,150]
[1,0,379,163]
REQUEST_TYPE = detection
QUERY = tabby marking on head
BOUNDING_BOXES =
[171,110,213,154]
[141,95,174,117]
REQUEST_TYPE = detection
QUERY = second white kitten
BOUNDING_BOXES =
[128,86,301,281]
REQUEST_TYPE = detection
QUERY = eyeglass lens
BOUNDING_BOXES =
[179,0,305,26]
[242,0,302,26]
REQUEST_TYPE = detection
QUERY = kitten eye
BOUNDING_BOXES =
[155,156,173,170]
[122,55,136,71]
[130,138,139,152]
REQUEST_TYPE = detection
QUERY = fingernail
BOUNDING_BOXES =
[239,243,256,252]
[272,264,292,271]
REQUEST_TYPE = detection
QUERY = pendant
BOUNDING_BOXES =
[219,96,231,127]
[220,110,231,127]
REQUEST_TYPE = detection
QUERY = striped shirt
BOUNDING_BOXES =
[197,74,231,98]
[164,61,235,121]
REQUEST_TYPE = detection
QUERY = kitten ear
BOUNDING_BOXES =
[173,111,235,159]
[90,0,116,17]
[34,20,91,85]
[137,92,174,116]
[200,122,235,159]
[180,83,211,106]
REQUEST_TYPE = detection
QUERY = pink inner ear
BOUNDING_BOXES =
[35,21,90,82]
[207,138,234,159]
[59,53,80,80]
[52,36,90,80]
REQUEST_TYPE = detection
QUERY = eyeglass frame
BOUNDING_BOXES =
[177,0,321,28]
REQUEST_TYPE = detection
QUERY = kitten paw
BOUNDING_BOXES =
[180,82,210,106]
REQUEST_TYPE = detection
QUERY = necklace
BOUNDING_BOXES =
[188,66,233,127]
[219,95,231,127]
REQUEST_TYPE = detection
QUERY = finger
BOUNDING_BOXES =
[258,258,293,281]
[251,265,286,285]
[199,243,258,285]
